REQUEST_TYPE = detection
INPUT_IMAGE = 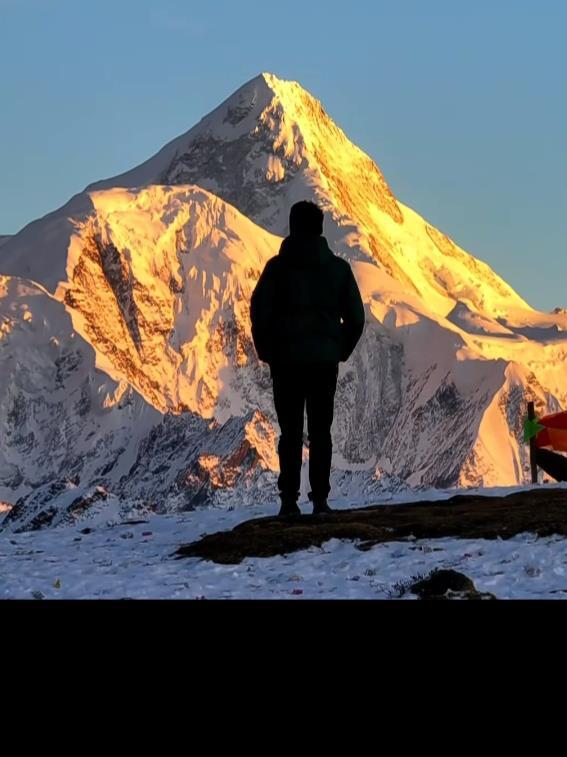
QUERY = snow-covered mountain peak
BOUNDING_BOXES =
[0,73,564,528]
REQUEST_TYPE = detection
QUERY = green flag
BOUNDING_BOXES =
[524,417,545,443]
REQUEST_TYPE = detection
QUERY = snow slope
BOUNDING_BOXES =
[2,485,567,599]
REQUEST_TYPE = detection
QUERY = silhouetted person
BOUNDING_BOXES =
[251,201,365,517]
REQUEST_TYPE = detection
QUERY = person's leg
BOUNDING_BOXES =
[271,363,305,514]
[306,363,338,512]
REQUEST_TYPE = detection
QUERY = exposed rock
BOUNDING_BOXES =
[409,570,496,600]
[175,487,567,565]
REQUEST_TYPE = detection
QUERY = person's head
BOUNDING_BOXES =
[289,201,324,238]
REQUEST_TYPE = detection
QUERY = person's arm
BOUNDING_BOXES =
[339,265,365,362]
[250,258,279,364]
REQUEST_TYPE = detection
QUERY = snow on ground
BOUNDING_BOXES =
[2,485,567,600]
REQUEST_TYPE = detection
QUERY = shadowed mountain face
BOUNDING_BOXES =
[1,73,566,530]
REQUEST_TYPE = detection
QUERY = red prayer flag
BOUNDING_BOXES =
[536,410,567,452]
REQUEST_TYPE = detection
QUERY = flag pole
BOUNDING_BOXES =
[528,401,538,484]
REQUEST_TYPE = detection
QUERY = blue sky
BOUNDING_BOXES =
[0,0,565,309]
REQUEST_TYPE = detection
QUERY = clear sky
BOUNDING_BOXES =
[1,0,565,310]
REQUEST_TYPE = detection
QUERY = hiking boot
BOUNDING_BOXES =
[312,500,333,515]
[278,500,302,518]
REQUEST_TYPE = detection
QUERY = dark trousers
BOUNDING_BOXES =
[270,362,339,503]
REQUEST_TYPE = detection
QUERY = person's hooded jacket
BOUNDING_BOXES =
[250,234,365,365]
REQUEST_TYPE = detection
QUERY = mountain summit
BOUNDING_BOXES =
[87,72,529,318]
